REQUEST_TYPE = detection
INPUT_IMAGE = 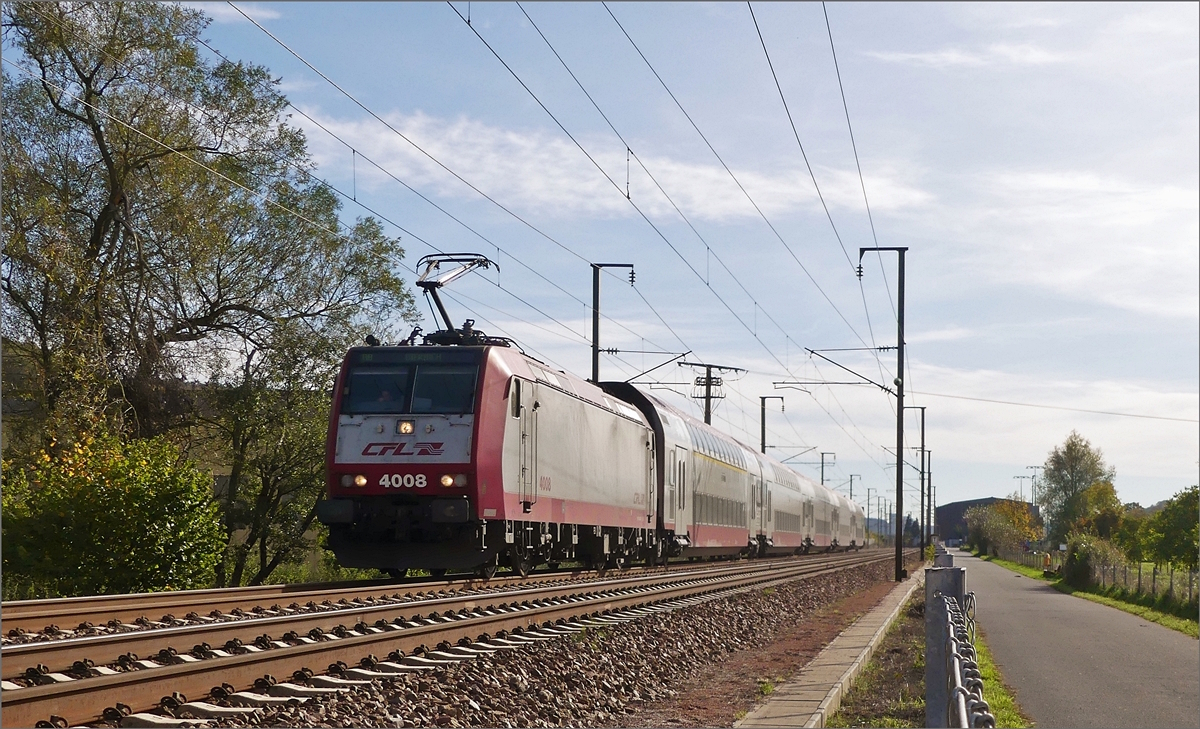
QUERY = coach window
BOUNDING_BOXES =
[510,379,522,418]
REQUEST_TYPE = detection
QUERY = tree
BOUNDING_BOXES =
[1113,511,1148,564]
[964,496,1038,555]
[1079,480,1123,539]
[992,493,1041,544]
[1,432,225,598]
[1037,431,1115,544]
[1144,486,1199,572]
[2,1,415,440]
[3,2,418,587]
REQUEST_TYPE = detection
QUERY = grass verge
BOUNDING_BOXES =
[825,595,925,728]
[1052,583,1199,638]
[826,594,1031,728]
[979,554,1199,638]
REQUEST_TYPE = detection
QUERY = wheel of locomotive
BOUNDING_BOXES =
[383,568,405,580]
[474,553,498,580]
[430,568,448,579]
[508,546,533,578]
[546,561,560,571]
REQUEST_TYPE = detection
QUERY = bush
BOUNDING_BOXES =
[2,433,225,598]
[1062,532,1124,589]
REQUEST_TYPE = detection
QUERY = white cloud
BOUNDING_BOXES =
[908,327,973,344]
[296,110,934,224]
[186,2,281,24]
[865,43,1068,68]
[947,170,1199,319]
[907,362,1199,484]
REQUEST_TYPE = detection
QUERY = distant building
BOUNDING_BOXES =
[936,497,1040,544]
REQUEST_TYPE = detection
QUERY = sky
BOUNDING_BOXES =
[190,1,1197,518]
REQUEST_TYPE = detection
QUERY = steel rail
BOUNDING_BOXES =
[3,551,906,727]
[1,555,858,680]
[1,568,597,633]
[0,554,777,633]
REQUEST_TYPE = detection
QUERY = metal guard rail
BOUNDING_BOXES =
[936,591,996,728]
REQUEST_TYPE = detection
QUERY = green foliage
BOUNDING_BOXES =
[964,497,1038,555]
[2,432,224,598]
[1038,431,1116,544]
[1054,582,1199,637]
[1062,532,1124,588]
[3,1,420,589]
[1143,485,1199,571]
[1113,512,1148,563]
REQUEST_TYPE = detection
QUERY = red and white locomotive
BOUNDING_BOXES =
[317,255,865,577]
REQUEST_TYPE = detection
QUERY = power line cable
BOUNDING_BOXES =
[602,1,876,353]
[747,1,894,400]
[456,4,891,471]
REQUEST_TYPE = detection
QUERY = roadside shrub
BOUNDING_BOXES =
[2,433,224,598]
[1062,532,1124,588]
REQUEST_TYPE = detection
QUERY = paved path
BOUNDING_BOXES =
[959,552,1199,728]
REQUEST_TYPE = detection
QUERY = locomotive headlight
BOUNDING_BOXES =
[354,474,368,487]
[397,420,415,435]
[453,473,468,487]
[340,474,353,487]
[440,474,455,487]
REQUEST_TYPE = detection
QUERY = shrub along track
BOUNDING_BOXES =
[2,550,906,727]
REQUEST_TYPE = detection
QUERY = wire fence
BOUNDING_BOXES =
[996,546,1064,573]
[996,546,1198,609]
[1090,560,1198,608]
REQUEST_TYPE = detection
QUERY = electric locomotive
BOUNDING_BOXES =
[317,254,865,578]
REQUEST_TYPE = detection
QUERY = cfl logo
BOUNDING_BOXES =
[361,442,445,456]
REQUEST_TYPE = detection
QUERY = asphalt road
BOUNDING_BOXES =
[954,552,1199,728]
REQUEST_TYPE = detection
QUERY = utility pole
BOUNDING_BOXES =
[848,474,860,501]
[908,406,926,553]
[1014,474,1033,502]
[859,246,908,581]
[820,452,836,486]
[927,451,934,545]
[867,487,875,547]
[1027,465,1043,505]
[679,361,744,424]
[760,396,784,454]
[590,263,634,383]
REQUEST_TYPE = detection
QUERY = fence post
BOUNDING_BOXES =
[1138,562,1142,594]
[1152,564,1157,598]
[926,566,966,728]
[1169,565,1174,601]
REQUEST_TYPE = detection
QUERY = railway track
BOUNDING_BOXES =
[1,556,760,638]
[2,550,904,727]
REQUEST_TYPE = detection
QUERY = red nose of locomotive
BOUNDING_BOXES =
[319,347,484,537]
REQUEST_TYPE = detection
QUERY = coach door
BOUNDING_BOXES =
[517,380,538,511]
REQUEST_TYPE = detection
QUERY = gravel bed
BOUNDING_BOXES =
[183,559,895,729]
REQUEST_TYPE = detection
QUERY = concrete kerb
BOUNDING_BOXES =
[735,568,927,729]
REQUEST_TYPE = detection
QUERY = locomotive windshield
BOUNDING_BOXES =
[411,365,477,413]
[340,348,481,415]
[343,366,413,414]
